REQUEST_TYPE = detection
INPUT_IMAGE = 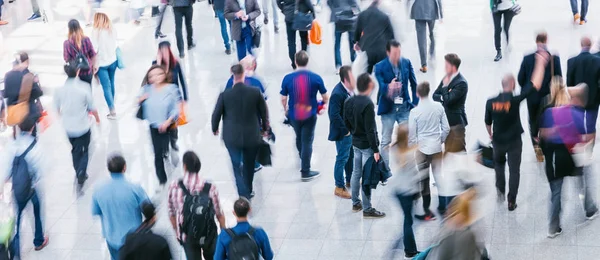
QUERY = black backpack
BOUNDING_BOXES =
[178,181,217,245]
[225,227,259,260]
[67,41,90,71]
[11,140,36,203]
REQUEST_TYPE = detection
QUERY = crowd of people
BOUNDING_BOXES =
[1,0,600,259]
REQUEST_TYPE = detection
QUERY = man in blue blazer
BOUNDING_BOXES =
[374,40,418,167]
[328,66,355,199]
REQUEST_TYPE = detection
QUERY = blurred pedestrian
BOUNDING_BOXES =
[328,0,359,71]
[343,73,385,218]
[280,51,328,181]
[130,0,146,25]
[262,0,279,32]
[92,13,119,119]
[354,0,395,73]
[410,0,442,71]
[214,0,232,54]
[225,0,261,60]
[119,202,173,260]
[328,65,355,199]
[27,0,41,20]
[54,61,100,193]
[408,81,449,220]
[212,64,270,198]
[570,0,588,24]
[433,53,468,152]
[154,1,167,38]
[168,151,225,259]
[63,19,97,84]
[278,0,314,69]
[0,0,7,25]
[490,0,516,61]
[92,153,150,260]
[172,0,196,57]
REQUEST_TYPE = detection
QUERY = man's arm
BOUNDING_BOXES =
[92,194,101,216]
[408,112,417,146]
[364,103,380,153]
[440,81,467,106]
[280,77,290,113]
[440,110,450,142]
[354,15,363,45]
[432,81,444,102]
[517,58,528,87]
[374,65,389,100]
[258,230,274,260]
[213,235,227,260]
[329,93,349,137]
[484,100,493,138]
[211,93,225,134]
[281,96,288,113]
[224,0,237,20]
[566,59,575,87]
[407,60,419,105]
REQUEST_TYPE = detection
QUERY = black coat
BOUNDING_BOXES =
[277,0,314,23]
[328,83,352,141]
[327,0,359,23]
[432,73,469,126]
[567,51,600,109]
[211,83,269,148]
[119,228,172,260]
[354,4,394,59]
[518,51,562,104]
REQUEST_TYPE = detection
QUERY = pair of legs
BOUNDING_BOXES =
[261,0,279,27]
[351,146,373,211]
[334,28,356,68]
[236,25,254,60]
[570,0,589,21]
[225,143,258,198]
[395,193,418,255]
[155,4,167,37]
[97,61,117,113]
[492,10,514,57]
[68,130,91,184]
[285,21,308,68]
[493,138,522,204]
[549,173,597,234]
[183,237,216,260]
[415,19,435,68]
[416,151,443,215]
[10,191,45,260]
[173,6,194,56]
[380,104,410,167]
[215,10,231,52]
[334,135,353,188]
[149,127,169,184]
[290,115,317,176]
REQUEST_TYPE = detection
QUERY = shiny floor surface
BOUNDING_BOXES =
[1,0,600,259]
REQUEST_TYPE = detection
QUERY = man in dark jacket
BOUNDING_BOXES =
[212,64,270,198]
[328,65,354,199]
[172,0,196,58]
[433,53,468,152]
[225,0,261,60]
[327,0,359,70]
[410,0,442,73]
[214,0,232,54]
[354,0,395,74]
[278,0,314,69]
[343,73,385,219]
[517,32,562,152]
[119,202,172,260]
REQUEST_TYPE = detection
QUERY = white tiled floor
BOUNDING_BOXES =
[1,0,600,259]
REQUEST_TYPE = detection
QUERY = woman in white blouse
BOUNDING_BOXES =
[92,12,118,119]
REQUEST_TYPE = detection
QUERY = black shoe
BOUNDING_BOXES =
[548,227,562,238]
[352,203,362,212]
[586,210,599,220]
[274,26,279,33]
[508,201,517,211]
[264,17,269,25]
[179,53,185,58]
[225,49,232,55]
[171,143,179,151]
[77,174,88,185]
[363,208,386,218]
[404,251,420,259]
[494,51,502,62]
[301,171,321,182]
[292,63,297,70]
[151,6,159,17]
[188,43,196,50]
[8,0,14,3]
[155,32,166,39]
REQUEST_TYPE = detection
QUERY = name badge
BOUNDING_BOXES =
[394,97,403,104]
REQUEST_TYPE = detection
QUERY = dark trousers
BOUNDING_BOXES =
[290,115,317,174]
[183,238,216,260]
[150,127,169,184]
[366,51,386,74]
[416,151,442,214]
[236,25,254,61]
[527,101,540,146]
[173,6,194,55]
[68,130,91,183]
[155,4,167,35]
[285,21,308,66]
[10,191,44,260]
[492,10,514,51]
[493,138,522,203]
[169,127,178,151]
[333,29,356,67]
[225,143,258,198]
[395,193,417,254]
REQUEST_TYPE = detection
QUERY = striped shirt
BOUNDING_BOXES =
[167,173,223,241]
[63,37,96,75]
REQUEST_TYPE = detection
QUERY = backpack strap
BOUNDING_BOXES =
[201,182,212,196]
[225,228,237,238]
[178,180,190,196]
[20,139,37,158]
[18,73,34,104]
[247,226,255,236]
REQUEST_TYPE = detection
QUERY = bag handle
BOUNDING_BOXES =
[178,180,190,196]
[17,73,34,104]
[201,182,212,196]
[20,139,37,158]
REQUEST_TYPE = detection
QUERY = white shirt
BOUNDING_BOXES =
[497,0,515,11]
[91,29,117,67]
[54,78,96,137]
[408,98,450,155]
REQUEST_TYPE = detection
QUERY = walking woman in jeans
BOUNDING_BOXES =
[490,0,516,62]
[63,19,97,84]
[92,12,118,119]
[139,65,180,190]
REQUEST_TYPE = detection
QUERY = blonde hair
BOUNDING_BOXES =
[549,76,570,107]
[446,188,477,226]
[67,19,85,48]
[93,13,113,31]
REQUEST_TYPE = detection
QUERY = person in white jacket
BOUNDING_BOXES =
[91,13,119,119]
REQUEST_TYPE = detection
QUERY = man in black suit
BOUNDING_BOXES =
[211,64,270,199]
[433,53,468,152]
[517,32,562,155]
[328,65,354,199]
[567,37,600,141]
[354,0,395,74]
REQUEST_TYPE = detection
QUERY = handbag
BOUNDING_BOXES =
[116,47,125,69]
[256,140,272,166]
[292,0,314,31]
[334,9,357,31]
[6,73,34,126]
[510,2,521,15]
[252,24,262,48]
[176,103,188,126]
[68,41,90,72]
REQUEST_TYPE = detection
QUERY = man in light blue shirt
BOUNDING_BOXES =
[54,61,100,192]
[92,153,149,260]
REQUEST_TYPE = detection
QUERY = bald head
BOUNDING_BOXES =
[568,83,588,107]
[502,74,516,92]
[581,37,592,49]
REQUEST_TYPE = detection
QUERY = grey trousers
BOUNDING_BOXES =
[415,19,435,67]
[31,0,40,14]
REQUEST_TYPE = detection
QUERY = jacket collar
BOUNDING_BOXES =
[232,82,246,88]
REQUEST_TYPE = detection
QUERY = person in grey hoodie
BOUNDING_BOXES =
[410,0,442,73]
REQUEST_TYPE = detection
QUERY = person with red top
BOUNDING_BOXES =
[63,19,97,84]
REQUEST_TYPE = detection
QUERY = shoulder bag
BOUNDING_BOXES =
[68,41,90,71]
[292,0,314,31]
[6,73,34,126]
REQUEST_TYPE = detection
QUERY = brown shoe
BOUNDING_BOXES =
[574,13,580,22]
[419,65,427,73]
[34,236,49,251]
[534,146,544,162]
[334,187,351,199]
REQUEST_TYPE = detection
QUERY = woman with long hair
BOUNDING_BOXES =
[92,13,119,119]
[139,65,180,189]
[63,19,96,84]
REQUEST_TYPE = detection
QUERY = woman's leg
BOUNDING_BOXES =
[150,127,168,184]
[492,12,502,51]
[97,66,115,111]
[502,10,514,47]
[397,193,417,254]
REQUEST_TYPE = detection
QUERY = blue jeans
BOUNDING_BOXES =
[396,193,417,254]
[438,195,455,216]
[225,144,258,198]
[97,61,117,111]
[107,242,120,260]
[10,191,44,260]
[380,103,410,166]
[236,25,254,61]
[215,10,231,50]
[334,30,356,67]
[570,0,588,20]
[334,135,353,188]
[352,146,373,211]
[290,115,317,174]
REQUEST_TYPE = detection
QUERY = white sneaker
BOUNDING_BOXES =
[547,228,562,238]
[107,113,117,120]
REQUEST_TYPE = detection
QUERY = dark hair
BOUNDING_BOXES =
[536,32,548,44]
[18,117,36,132]
[64,61,79,78]
[417,82,430,97]
[386,39,401,52]
[182,151,201,173]
[143,64,172,85]
[16,52,29,63]
[141,201,156,221]
[338,65,352,83]
[357,73,372,93]
[233,197,251,217]
[444,53,461,69]
[295,51,309,67]
[107,153,126,173]
[157,42,177,71]
[231,64,245,78]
